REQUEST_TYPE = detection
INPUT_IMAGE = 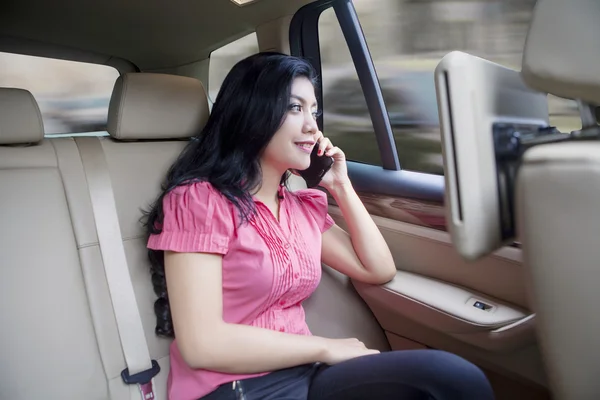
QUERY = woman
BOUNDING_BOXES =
[144,52,494,400]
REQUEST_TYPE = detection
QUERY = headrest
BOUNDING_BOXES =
[521,0,600,106]
[0,88,44,145]
[107,73,209,140]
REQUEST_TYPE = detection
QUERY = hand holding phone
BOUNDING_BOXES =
[297,141,334,188]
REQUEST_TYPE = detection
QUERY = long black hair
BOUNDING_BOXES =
[143,52,318,337]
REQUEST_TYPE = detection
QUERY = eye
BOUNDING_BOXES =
[289,104,302,112]
[312,109,322,119]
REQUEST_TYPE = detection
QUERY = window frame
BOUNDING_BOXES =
[290,0,444,203]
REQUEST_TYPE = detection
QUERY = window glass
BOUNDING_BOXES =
[319,0,580,174]
[0,52,119,135]
[209,32,259,101]
[319,8,382,166]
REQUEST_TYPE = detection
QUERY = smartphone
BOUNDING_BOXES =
[297,142,334,188]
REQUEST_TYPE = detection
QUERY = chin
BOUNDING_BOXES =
[282,154,310,172]
[291,158,311,171]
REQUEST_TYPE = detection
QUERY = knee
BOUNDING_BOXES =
[386,349,487,380]
[425,350,493,394]
[428,350,485,377]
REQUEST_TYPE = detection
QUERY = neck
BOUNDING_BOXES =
[254,162,284,203]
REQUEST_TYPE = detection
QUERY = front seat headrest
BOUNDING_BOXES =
[521,0,600,106]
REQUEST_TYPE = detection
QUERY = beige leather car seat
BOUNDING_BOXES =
[0,80,205,399]
[517,0,600,399]
[95,72,211,398]
[0,88,148,399]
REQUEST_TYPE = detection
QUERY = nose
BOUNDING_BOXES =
[302,112,318,135]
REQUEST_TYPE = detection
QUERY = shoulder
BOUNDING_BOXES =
[162,180,235,225]
[166,180,232,211]
[169,180,227,201]
[149,180,235,254]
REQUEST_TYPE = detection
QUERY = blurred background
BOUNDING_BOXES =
[0,0,580,175]
[317,0,579,174]
[0,53,118,134]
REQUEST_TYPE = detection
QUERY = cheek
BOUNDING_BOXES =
[262,132,289,164]
[280,112,305,133]
[262,114,304,164]
[270,120,297,150]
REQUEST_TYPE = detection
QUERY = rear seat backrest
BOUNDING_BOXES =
[0,79,208,399]
[103,73,209,252]
[98,71,210,386]
[0,89,113,399]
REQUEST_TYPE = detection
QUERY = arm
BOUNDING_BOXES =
[165,251,376,373]
[314,131,396,285]
[321,182,397,285]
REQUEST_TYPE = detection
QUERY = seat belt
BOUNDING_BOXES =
[76,137,160,400]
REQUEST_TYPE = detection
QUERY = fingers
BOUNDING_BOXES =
[316,132,344,160]
[344,338,367,348]
[325,146,343,158]
[315,130,324,142]
[317,137,332,156]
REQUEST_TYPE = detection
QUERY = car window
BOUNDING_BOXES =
[318,0,580,175]
[0,52,119,136]
[319,8,381,166]
[209,32,259,101]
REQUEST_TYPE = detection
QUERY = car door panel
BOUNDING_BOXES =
[329,199,527,307]
[328,205,545,387]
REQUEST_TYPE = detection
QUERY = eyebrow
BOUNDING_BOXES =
[290,94,318,108]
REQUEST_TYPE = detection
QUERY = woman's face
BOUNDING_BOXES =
[261,77,320,174]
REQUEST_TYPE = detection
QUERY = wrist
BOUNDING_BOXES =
[310,336,330,363]
[327,180,354,198]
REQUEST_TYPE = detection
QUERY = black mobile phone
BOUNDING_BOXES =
[297,142,334,188]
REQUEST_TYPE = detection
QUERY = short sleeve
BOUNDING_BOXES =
[147,181,234,254]
[295,189,335,233]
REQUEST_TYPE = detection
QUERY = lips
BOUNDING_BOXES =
[294,141,315,154]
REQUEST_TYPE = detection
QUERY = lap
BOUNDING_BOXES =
[307,349,495,400]
[201,363,321,400]
[201,349,494,400]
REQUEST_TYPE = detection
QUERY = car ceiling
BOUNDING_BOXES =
[0,0,314,70]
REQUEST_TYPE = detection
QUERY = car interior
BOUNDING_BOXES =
[0,0,596,399]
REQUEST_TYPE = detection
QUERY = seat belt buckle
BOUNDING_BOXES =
[138,380,156,400]
[121,359,161,400]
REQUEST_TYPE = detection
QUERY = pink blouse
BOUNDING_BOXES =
[147,181,334,400]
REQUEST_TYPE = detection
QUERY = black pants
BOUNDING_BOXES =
[201,349,495,400]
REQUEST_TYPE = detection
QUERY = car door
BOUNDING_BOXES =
[289,1,579,398]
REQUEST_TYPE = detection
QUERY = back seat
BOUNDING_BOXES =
[0,72,389,400]
[0,88,131,399]
[94,72,210,394]
[0,75,207,399]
